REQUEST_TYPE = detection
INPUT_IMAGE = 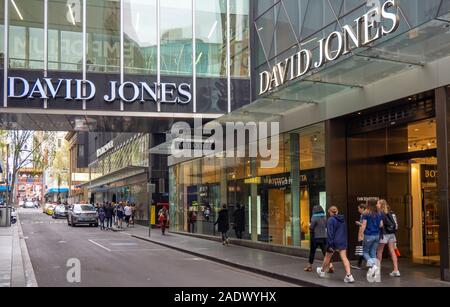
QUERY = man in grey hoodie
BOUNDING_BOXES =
[304,205,334,272]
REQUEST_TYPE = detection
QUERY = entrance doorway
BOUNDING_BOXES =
[386,157,439,265]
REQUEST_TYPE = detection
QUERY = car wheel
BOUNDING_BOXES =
[94,223,99,227]
[71,218,76,227]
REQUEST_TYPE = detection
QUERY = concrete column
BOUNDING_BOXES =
[436,87,450,281]
[290,133,300,247]
[220,157,228,207]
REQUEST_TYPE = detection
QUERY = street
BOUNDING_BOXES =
[19,208,294,287]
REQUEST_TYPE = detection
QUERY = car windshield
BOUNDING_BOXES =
[78,205,95,211]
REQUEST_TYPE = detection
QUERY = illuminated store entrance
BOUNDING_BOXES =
[347,92,439,265]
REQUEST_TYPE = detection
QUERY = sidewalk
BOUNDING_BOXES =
[0,217,37,287]
[115,225,449,287]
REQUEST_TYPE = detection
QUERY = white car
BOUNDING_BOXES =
[24,201,35,208]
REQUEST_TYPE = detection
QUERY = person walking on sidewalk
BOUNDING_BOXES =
[352,203,367,270]
[305,205,334,273]
[317,206,355,283]
[98,206,106,230]
[124,203,133,228]
[105,203,114,230]
[117,203,125,229]
[377,199,401,277]
[215,204,230,245]
[233,204,245,239]
[359,199,384,281]
[188,210,197,233]
[158,206,168,235]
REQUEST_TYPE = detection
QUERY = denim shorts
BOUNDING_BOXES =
[380,233,397,244]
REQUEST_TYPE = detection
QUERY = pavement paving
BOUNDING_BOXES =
[0,212,37,287]
[119,225,450,287]
[18,208,295,287]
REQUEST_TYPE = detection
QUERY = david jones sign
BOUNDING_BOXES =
[259,0,400,95]
[8,77,192,104]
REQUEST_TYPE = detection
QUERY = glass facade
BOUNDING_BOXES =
[170,123,326,248]
[1,0,250,113]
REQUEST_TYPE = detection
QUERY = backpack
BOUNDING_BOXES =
[384,212,398,234]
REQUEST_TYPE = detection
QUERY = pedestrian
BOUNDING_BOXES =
[158,206,168,235]
[352,203,368,270]
[232,204,245,239]
[316,206,355,283]
[188,210,197,233]
[124,203,133,227]
[112,201,117,226]
[377,199,401,277]
[104,203,114,230]
[131,203,136,225]
[117,203,125,229]
[358,199,384,281]
[98,206,106,230]
[305,205,334,273]
[215,204,230,245]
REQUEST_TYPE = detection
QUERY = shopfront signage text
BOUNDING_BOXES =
[8,77,192,105]
[259,0,400,95]
[97,141,114,158]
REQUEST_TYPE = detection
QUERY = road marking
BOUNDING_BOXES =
[110,243,138,246]
[88,239,112,252]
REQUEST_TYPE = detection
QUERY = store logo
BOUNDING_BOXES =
[96,141,114,158]
[7,77,192,106]
[259,0,400,95]
[169,117,280,168]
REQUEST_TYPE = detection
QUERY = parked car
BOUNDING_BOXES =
[24,201,35,209]
[67,204,98,227]
[45,204,56,215]
[52,205,68,219]
[42,203,52,214]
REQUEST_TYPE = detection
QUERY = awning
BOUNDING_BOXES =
[46,188,69,194]
[80,166,148,190]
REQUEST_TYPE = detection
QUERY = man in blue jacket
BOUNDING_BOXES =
[316,206,355,283]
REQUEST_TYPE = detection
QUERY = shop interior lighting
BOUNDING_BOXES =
[11,0,23,20]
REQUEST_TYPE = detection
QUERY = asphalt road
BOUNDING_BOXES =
[19,208,294,287]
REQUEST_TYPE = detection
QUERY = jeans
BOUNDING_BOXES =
[363,235,380,267]
[106,217,112,228]
[221,232,228,242]
[308,238,327,265]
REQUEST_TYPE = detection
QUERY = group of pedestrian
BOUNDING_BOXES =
[95,201,137,231]
[305,199,400,284]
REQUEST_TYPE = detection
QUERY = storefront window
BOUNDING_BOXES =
[230,0,249,77]
[9,0,44,69]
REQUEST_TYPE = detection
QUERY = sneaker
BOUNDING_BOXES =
[390,271,401,277]
[344,274,355,283]
[304,266,313,272]
[316,267,326,278]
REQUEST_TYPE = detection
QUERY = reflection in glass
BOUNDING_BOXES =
[230,0,249,77]
[160,0,193,76]
[48,0,83,71]
[195,0,227,77]
[86,0,120,73]
[123,0,157,74]
[9,0,44,69]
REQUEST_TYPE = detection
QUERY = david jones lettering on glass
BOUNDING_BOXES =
[259,0,400,95]
[7,77,192,105]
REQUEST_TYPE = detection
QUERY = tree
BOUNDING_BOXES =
[0,131,53,206]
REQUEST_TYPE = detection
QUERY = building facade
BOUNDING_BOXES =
[168,0,450,282]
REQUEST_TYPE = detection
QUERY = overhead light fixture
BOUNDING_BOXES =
[208,21,218,40]
[11,0,23,20]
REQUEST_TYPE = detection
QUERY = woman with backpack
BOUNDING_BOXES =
[377,199,400,277]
